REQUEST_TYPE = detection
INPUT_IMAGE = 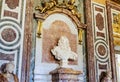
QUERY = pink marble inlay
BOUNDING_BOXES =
[1,28,16,42]
[5,0,19,9]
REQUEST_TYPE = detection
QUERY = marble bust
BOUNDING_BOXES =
[51,36,77,68]
[100,70,112,82]
[0,62,19,82]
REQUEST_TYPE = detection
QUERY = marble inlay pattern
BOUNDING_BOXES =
[98,45,106,56]
[5,0,19,9]
[96,13,104,31]
[92,2,111,82]
[0,0,26,82]
[1,28,16,42]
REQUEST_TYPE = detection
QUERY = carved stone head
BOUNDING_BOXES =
[5,62,15,73]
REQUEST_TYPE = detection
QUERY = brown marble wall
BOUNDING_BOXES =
[85,0,96,81]
[0,52,14,61]
[22,0,34,81]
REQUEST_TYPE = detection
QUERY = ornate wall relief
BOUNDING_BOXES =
[0,0,26,81]
[92,2,111,82]
[34,0,86,82]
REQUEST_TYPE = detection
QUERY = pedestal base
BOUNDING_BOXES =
[50,67,82,82]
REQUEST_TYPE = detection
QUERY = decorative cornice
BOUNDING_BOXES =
[34,7,86,29]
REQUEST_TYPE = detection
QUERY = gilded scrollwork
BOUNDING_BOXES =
[65,0,81,19]
[35,0,57,13]
[36,20,42,38]
[35,0,81,20]
[35,0,85,45]
[112,13,120,33]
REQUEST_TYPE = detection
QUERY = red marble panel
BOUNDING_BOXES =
[98,45,106,56]
[1,28,16,42]
[4,10,18,19]
[96,13,104,31]
[5,0,19,9]
[99,64,107,69]
[42,20,77,65]
[97,32,105,38]
[95,7,103,12]
[0,52,14,61]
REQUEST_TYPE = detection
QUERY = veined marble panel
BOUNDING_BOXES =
[0,0,26,81]
[92,2,111,82]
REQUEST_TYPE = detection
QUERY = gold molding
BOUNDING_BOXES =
[36,20,42,38]
[78,28,83,44]
[34,0,86,44]
[112,13,120,45]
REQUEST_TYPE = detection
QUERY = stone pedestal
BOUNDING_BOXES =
[50,67,82,82]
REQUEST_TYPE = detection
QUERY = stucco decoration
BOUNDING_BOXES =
[51,36,77,68]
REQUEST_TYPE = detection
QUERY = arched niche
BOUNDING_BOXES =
[34,4,86,82]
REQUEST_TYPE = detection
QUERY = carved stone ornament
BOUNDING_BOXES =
[51,36,77,68]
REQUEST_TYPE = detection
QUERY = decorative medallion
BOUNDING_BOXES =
[96,13,104,31]
[0,22,21,49]
[95,40,109,62]
[35,0,81,19]
[1,28,16,42]
[98,45,106,56]
[5,0,19,9]
[95,42,108,60]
